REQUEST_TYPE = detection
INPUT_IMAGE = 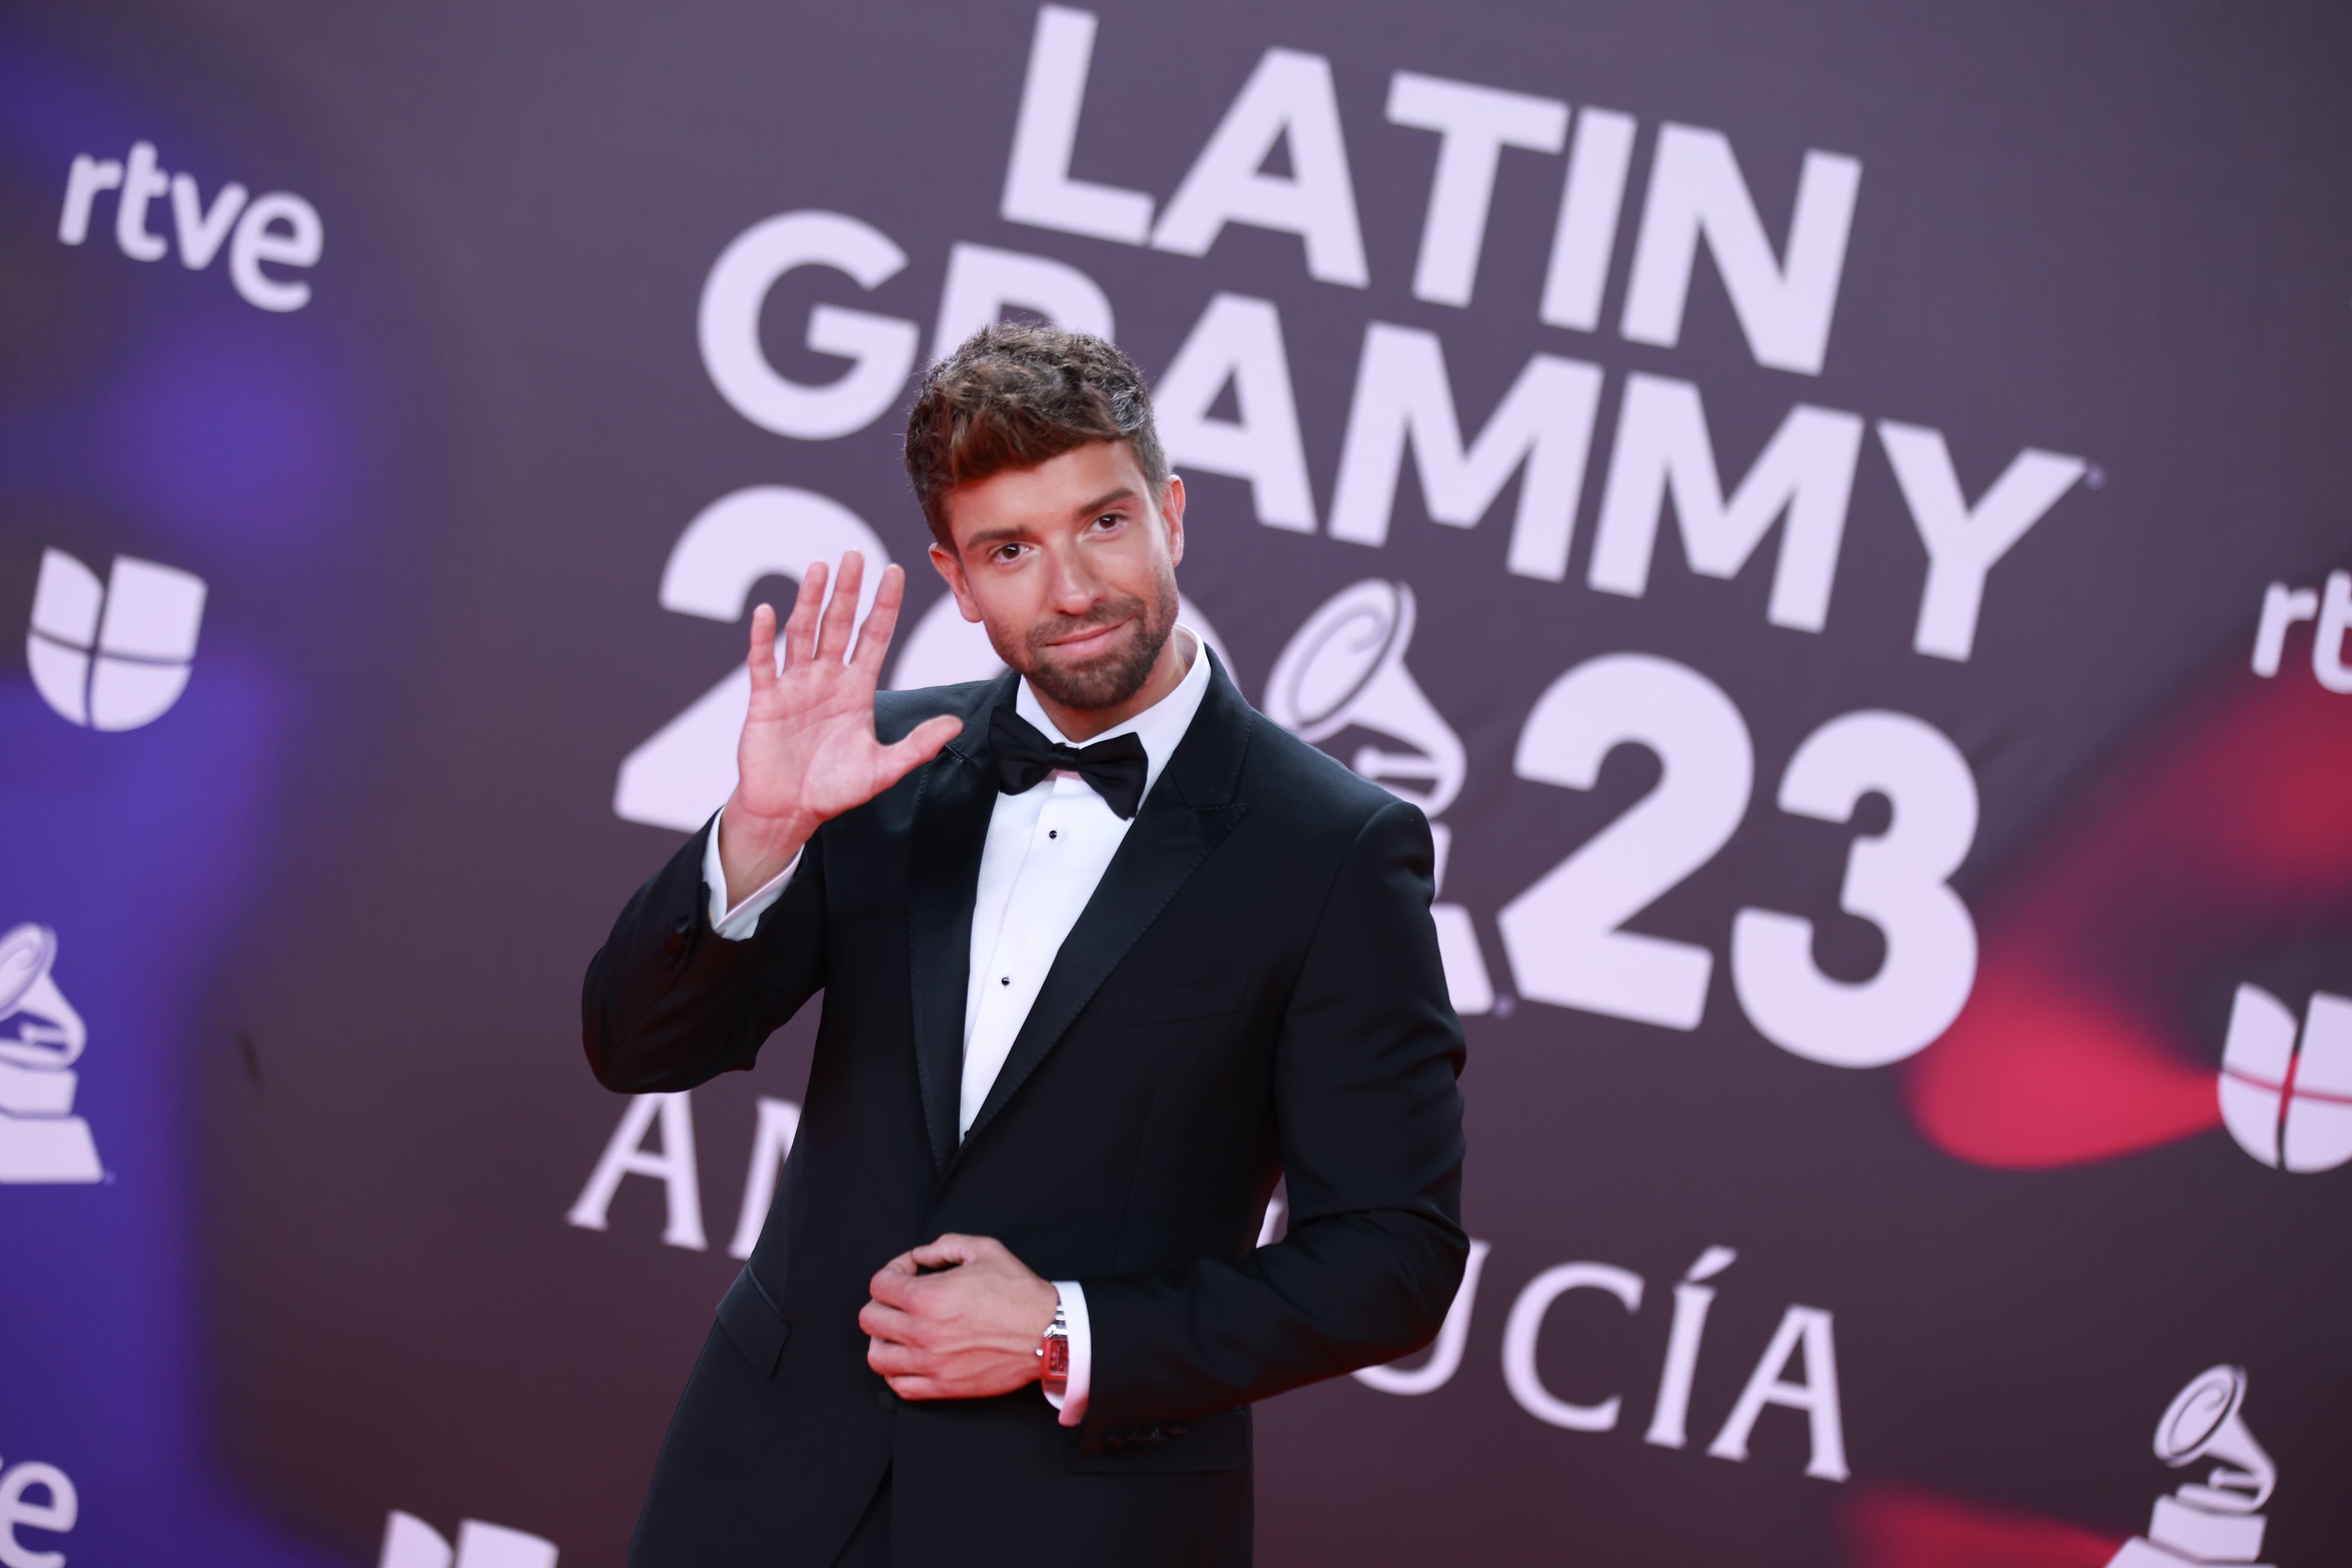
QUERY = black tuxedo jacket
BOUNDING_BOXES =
[583,652,1467,1567]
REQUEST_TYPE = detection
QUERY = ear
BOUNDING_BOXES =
[1159,474,1187,569]
[929,541,984,624]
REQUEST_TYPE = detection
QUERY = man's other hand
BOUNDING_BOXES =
[860,1234,1059,1401]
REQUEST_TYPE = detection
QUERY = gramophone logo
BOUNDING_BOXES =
[27,547,207,730]
[2217,984,2352,1173]
[0,924,102,1184]
[1265,580,1493,1012]
[2107,1366,2279,1568]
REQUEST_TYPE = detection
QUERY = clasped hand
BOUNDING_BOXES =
[860,1233,1060,1402]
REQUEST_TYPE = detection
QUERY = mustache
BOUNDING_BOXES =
[1025,597,1145,657]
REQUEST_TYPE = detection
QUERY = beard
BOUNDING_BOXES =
[999,570,1180,713]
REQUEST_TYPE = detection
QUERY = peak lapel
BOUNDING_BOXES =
[906,672,1018,1175]
[955,653,1256,1158]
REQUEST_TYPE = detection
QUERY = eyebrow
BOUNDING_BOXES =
[1071,485,1140,521]
[962,486,1142,553]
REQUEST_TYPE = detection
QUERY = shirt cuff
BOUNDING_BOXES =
[702,808,800,940]
[1043,1280,1091,1426]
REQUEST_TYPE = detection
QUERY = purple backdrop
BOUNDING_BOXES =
[5,2,2350,1563]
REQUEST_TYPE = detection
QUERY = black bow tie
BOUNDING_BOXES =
[989,705,1150,819]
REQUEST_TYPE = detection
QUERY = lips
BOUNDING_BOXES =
[1040,616,1131,659]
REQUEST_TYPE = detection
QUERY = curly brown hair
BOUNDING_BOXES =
[903,322,1170,548]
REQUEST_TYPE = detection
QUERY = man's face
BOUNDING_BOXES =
[930,440,1185,713]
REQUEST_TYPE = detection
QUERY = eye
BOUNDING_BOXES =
[991,543,1024,564]
[1091,512,1124,533]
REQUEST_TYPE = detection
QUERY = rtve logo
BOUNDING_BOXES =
[2250,570,2351,692]
[0,1455,78,1568]
[2220,984,2352,1174]
[27,548,207,731]
[58,140,322,312]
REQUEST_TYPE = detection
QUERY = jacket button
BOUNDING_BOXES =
[875,1389,897,1410]
[672,914,692,935]
[661,934,685,962]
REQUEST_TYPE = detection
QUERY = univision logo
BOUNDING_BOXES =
[26,548,206,730]
[2219,984,2352,1174]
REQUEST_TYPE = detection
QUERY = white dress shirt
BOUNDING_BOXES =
[700,628,1212,1427]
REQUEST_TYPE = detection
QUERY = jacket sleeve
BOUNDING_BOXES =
[580,813,828,1093]
[1077,798,1470,1431]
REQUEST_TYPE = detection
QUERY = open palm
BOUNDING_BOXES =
[721,553,962,893]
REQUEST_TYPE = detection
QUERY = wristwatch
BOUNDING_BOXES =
[1038,1295,1070,1399]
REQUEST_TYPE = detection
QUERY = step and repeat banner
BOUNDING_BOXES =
[4,0,2348,1563]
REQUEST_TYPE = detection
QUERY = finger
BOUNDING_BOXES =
[849,563,907,677]
[816,551,864,665]
[783,562,827,669]
[868,1338,921,1377]
[876,1249,921,1278]
[867,1266,923,1311]
[909,1233,981,1270]
[858,1300,919,1342]
[874,716,964,790]
[746,603,778,691]
[884,1376,947,1400]
[868,1341,935,1380]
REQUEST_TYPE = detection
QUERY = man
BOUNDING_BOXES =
[583,324,1466,1566]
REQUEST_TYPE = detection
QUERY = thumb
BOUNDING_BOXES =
[876,715,964,785]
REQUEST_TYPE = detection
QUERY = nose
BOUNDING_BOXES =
[1042,539,1101,615]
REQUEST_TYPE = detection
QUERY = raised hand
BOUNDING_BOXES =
[718,553,962,901]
